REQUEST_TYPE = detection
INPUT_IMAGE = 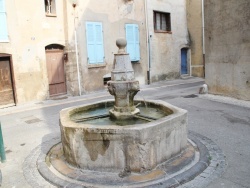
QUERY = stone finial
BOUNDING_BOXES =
[116,38,127,54]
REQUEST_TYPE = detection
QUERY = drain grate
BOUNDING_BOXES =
[183,94,198,98]
[21,116,42,124]
[25,118,42,124]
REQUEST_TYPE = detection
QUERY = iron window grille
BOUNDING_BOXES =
[45,0,56,16]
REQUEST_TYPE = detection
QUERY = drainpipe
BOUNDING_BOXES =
[75,30,81,96]
[148,35,152,85]
[73,3,81,96]
[144,0,151,85]
[202,0,205,77]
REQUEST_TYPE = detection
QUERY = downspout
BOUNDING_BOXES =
[74,30,81,95]
[202,0,205,77]
[144,0,151,85]
[73,4,81,96]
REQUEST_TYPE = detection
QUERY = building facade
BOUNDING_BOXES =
[0,0,67,107]
[146,0,190,82]
[186,0,204,77]
[0,0,194,108]
[64,0,147,95]
[204,0,250,100]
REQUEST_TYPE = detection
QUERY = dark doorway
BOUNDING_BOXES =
[45,44,66,97]
[0,55,15,107]
[181,48,188,75]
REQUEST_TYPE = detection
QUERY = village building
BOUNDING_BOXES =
[0,0,67,107]
[146,0,191,82]
[186,0,204,78]
[0,0,203,108]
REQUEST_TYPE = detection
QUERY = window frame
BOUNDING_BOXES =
[44,0,57,17]
[153,11,172,33]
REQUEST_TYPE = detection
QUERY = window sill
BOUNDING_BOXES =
[46,13,57,17]
[0,40,9,43]
[88,63,106,69]
[154,30,172,34]
[131,60,140,63]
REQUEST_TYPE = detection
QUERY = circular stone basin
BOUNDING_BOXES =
[60,100,187,174]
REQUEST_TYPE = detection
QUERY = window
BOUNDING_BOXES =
[0,0,8,42]
[154,11,171,33]
[86,22,104,65]
[44,0,56,16]
[125,24,140,61]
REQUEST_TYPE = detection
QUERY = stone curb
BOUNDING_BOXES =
[179,132,227,188]
[23,131,226,188]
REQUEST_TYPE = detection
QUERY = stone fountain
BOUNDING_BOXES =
[59,38,188,175]
[33,38,219,188]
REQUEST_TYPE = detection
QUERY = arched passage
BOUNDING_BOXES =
[45,44,67,97]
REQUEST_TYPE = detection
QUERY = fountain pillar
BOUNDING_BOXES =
[108,38,140,120]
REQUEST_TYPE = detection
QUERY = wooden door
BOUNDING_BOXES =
[0,57,15,107]
[46,50,66,96]
[181,48,188,74]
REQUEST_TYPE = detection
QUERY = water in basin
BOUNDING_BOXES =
[70,101,171,126]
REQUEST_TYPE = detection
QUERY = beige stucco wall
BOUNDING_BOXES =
[65,0,147,95]
[1,0,191,104]
[0,0,67,104]
[205,0,250,100]
[186,0,204,77]
[146,0,190,82]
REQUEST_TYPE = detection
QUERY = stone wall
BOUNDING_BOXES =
[205,0,250,100]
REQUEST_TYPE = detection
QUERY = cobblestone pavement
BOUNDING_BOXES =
[179,132,226,188]
[0,77,249,188]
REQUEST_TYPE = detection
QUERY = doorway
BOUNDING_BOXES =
[45,45,66,97]
[181,48,188,75]
[0,55,15,108]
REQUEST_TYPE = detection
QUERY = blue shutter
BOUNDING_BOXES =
[126,24,140,61]
[86,22,104,64]
[134,24,140,61]
[94,23,104,63]
[126,24,136,61]
[86,22,95,64]
[0,0,8,41]
[0,0,4,11]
